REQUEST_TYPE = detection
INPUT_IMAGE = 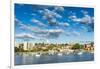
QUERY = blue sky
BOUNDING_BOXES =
[15,3,94,44]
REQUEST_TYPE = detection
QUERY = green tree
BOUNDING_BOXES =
[90,42,94,47]
[71,43,82,50]
[15,47,19,52]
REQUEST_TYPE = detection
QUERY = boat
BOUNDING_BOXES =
[35,54,41,57]
[77,52,83,55]
[57,53,63,56]
[90,51,94,54]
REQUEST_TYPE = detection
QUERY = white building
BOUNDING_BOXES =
[23,42,34,51]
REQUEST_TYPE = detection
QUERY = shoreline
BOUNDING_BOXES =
[15,49,94,56]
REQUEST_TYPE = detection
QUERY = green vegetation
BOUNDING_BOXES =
[15,42,93,52]
[71,43,83,50]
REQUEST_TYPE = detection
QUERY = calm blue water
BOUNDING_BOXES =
[15,52,94,65]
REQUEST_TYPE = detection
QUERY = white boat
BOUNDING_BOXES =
[90,51,94,54]
[57,53,63,56]
[77,52,83,55]
[35,54,41,57]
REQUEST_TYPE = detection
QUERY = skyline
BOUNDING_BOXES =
[14,4,94,44]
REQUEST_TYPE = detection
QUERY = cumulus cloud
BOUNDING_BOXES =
[40,9,62,26]
[31,19,47,27]
[59,22,70,27]
[38,8,70,27]
[81,15,93,24]
[48,18,58,26]
[15,18,40,32]
[48,29,64,33]
[15,19,78,41]
[69,15,77,20]
[44,17,70,27]
[34,29,48,34]
[34,29,63,34]
[46,29,64,39]
[44,9,62,18]
[54,6,64,11]
[20,24,40,32]
[69,11,94,32]
[69,12,94,24]
[15,33,38,40]
[15,19,65,39]
[34,29,64,39]
[15,33,51,41]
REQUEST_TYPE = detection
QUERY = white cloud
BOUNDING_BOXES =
[15,18,70,40]
[15,18,22,25]
[59,22,70,27]
[34,29,48,34]
[31,19,46,27]
[71,31,80,36]
[39,9,70,27]
[48,18,58,26]
[45,29,64,39]
[47,29,65,39]
[81,10,88,15]
[15,33,37,39]
[20,24,40,32]
[15,19,70,39]
[80,15,93,24]
[15,18,40,32]
[48,29,64,33]
[69,12,94,24]
[69,15,77,20]
[69,11,94,32]
[50,18,57,23]
[43,15,70,27]
[17,22,65,39]
[53,12,62,18]
[34,29,63,34]
[34,29,64,39]
[54,6,64,11]
[44,9,62,19]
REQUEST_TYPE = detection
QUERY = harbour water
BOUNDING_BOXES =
[15,52,94,65]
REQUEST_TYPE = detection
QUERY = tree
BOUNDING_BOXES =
[90,42,94,47]
[71,43,82,50]
[15,47,19,52]
[19,44,24,52]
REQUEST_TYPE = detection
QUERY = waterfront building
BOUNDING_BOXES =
[15,42,35,51]
[23,42,34,51]
[83,43,94,51]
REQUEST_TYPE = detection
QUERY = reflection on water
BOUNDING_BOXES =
[15,52,94,65]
